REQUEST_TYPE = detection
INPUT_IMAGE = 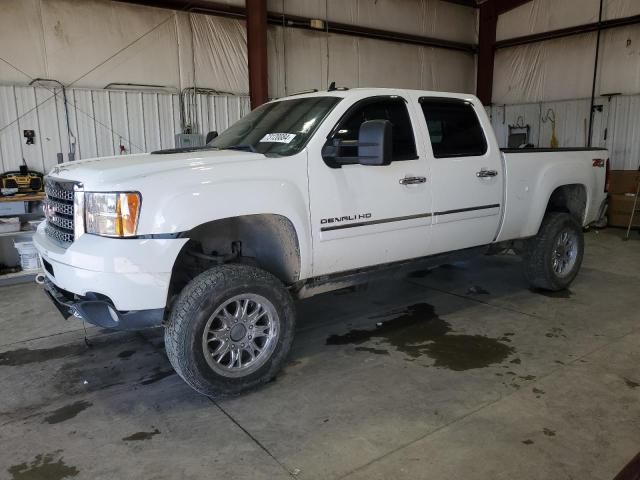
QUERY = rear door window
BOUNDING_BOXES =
[419,98,488,158]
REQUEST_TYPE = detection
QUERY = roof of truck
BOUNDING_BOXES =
[275,87,480,103]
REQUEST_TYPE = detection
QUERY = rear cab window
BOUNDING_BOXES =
[419,98,488,158]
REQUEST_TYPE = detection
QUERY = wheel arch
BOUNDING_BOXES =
[168,214,301,303]
[545,184,588,222]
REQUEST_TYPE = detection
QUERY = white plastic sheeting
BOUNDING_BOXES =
[1,0,477,99]
[0,84,249,174]
[0,0,181,89]
[267,0,478,44]
[267,26,476,98]
[488,94,640,170]
[494,0,640,104]
[497,0,640,41]
[493,34,598,104]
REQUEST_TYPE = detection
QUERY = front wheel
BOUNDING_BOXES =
[523,212,584,291]
[164,264,295,397]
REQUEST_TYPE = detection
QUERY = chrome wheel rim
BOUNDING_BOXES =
[552,230,578,277]
[202,294,279,378]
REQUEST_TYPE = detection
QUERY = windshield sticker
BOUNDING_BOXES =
[260,133,296,144]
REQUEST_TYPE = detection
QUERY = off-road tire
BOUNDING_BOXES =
[164,264,295,397]
[524,212,584,291]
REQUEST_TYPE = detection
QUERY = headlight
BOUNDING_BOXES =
[84,192,141,237]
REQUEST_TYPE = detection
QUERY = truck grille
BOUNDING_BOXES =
[44,178,76,246]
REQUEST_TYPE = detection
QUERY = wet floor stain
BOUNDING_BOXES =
[409,269,432,278]
[333,286,358,296]
[117,350,137,359]
[326,303,515,371]
[467,286,490,295]
[522,439,534,445]
[122,428,161,441]
[545,327,567,339]
[8,452,79,480]
[543,428,556,437]
[43,400,92,425]
[0,344,87,367]
[440,263,467,270]
[140,369,175,385]
[624,377,639,389]
[530,288,573,299]
[354,346,390,355]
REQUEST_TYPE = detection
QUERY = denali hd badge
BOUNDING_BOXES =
[321,213,372,225]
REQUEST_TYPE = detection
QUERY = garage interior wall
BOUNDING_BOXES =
[491,0,640,169]
[0,0,477,173]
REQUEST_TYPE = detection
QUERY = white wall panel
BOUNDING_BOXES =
[488,95,640,170]
[497,0,599,42]
[493,34,597,104]
[41,0,180,89]
[0,84,248,173]
[268,26,475,97]
[599,24,640,96]
[267,0,477,44]
[607,95,640,170]
[0,0,47,84]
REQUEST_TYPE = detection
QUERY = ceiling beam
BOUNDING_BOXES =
[439,0,478,8]
[496,13,640,48]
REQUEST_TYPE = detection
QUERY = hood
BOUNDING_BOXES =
[47,149,266,189]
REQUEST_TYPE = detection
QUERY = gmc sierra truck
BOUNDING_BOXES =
[34,88,608,397]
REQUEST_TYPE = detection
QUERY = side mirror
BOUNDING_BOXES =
[357,120,392,166]
[205,131,218,143]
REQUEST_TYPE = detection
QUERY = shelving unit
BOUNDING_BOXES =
[0,269,39,287]
[0,193,44,287]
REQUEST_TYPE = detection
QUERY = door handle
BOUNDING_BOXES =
[399,176,427,185]
[476,169,498,178]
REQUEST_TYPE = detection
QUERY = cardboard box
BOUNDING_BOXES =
[608,193,640,227]
[609,170,640,195]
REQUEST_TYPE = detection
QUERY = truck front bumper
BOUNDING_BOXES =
[33,222,188,330]
[43,278,165,330]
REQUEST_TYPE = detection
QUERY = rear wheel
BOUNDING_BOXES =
[524,212,584,291]
[164,264,295,397]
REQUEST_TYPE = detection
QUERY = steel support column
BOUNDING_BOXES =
[246,0,268,109]
[476,0,533,105]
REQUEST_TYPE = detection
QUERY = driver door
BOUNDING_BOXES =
[307,95,432,276]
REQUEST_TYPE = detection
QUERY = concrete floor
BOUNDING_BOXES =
[1,229,639,480]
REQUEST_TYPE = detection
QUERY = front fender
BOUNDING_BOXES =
[134,155,312,279]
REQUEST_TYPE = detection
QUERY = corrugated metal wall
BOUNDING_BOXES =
[488,95,640,170]
[0,84,250,174]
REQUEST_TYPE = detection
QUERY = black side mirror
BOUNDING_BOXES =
[357,120,392,166]
[205,131,218,143]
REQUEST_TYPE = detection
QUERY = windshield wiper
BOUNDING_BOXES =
[223,144,257,153]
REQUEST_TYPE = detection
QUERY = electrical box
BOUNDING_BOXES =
[175,134,204,149]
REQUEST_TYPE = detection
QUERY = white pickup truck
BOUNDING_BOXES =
[34,88,608,397]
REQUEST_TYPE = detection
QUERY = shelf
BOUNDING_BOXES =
[0,269,40,287]
[0,229,37,239]
[0,193,45,203]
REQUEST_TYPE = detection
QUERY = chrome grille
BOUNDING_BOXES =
[44,178,76,246]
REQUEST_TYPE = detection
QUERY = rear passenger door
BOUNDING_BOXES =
[416,97,503,254]
[307,95,432,276]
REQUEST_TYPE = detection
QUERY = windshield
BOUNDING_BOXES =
[208,97,341,156]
